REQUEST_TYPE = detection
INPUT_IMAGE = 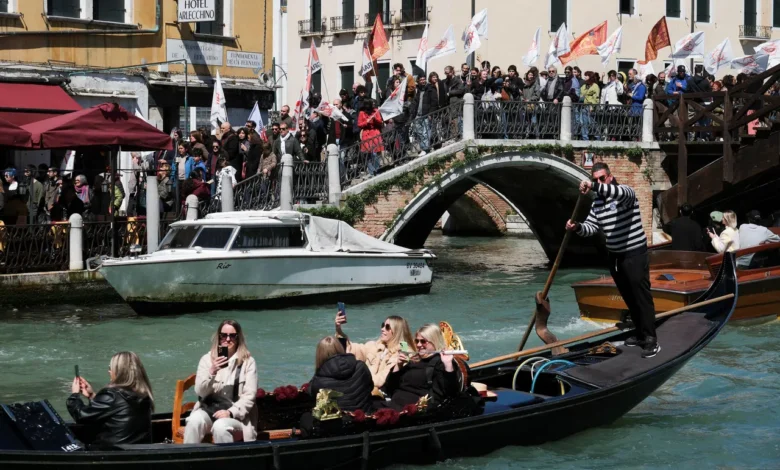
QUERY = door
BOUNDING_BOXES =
[311,0,322,32]
[745,0,757,27]
[342,0,354,28]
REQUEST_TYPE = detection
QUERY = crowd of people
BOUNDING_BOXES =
[67,314,470,447]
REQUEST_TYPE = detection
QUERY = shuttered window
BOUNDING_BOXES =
[340,65,355,93]
[342,0,354,28]
[196,0,225,35]
[619,0,633,15]
[696,0,710,22]
[311,71,322,96]
[377,63,390,96]
[48,0,80,18]
[368,0,388,25]
[310,0,322,32]
[0,1,10,13]
[550,0,567,32]
[745,0,757,27]
[775,0,780,27]
[94,0,126,23]
[666,0,681,18]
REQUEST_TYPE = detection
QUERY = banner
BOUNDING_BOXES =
[671,31,705,59]
[731,52,770,74]
[316,101,348,122]
[754,40,780,69]
[359,39,373,77]
[424,25,457,63]
[470,8,488,39]
[379,76,408,121]
[597,26,623,67]
[247,102,267,142]
[369,14,390,60]
[309,41,322,74]
[210,71,227,132]
[632,61,655,80]
[463,23,482,55]
[705,38,734,76]
[522,27,541,67]
[415,23,430,69]
[640,16,670,63]
[545,22,570,68]
[560,21,607,65]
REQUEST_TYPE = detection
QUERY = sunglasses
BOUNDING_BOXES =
[414,338,430,345]
[592,175,608,183]
[219,333,238,340]
[381,322,392,331]
[280,127,289,131]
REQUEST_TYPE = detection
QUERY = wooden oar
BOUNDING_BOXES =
[517,194,589,351]
[473,293,734,369]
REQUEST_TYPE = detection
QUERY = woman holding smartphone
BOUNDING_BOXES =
[183,320,258,443]
[335,309,415,389]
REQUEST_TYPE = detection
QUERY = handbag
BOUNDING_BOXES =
[198,364,242,417]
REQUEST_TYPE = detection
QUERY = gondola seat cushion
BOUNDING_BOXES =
[483,390,543,414]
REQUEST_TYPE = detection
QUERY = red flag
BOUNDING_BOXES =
[559,21,607,65]
[369,14,390,60]
[639,17,670,64]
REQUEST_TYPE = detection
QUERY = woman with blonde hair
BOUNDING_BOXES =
[379,323,459,410]
[184,320,257,443]
[335,311,415,389]
[67,351,154,447]
[307,336,374,412]
[709,210,740,253]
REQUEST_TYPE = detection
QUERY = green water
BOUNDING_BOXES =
[1,234,778,469]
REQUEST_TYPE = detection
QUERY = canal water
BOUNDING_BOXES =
[0,233,778,469]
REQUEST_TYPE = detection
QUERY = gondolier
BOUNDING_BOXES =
[565,162,660,358]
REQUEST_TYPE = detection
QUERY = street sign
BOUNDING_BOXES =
[167,39,223,66]
[227,51,264,69]
[178,0,216,23]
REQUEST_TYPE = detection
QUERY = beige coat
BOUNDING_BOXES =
[347,340,398,388]
[712,227,740,253]
[193,353,258,441]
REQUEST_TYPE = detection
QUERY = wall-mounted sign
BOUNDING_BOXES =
[227,51,264,69]
[167,39,223,66]
[178,0,216,23]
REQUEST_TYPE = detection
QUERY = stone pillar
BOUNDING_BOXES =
[560,96,572,142]
[280,154,294,211]
[327,144,341,205]
[69,213,83,271]
[642,99,655,143]
[146,175,160,254]
[185,195,199,220]
[221,175,235,212]
[463,93,475,140]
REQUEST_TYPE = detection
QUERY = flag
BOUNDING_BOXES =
[731,52,770,74]
[632,61,655,80]
[359,39,373,77]
[415,23,430,69]
[369,14,390,60]
[210,71,227,132]
[671,31,705,59]
[754,40,780,69]
[663,58,687,77]
[293,88,306,127]
[316,101,348,122]
[247,102,267,142]
[597,26,623,67]
[309,41,322,74]
[640,17,670,63]
[545,22,570,69]
[379,76,408,121]
[463,23,481,55]
[705,38,734,75]
[559,21,607,65]
[424,25,457,63]
[470,8,488,39]
[522,27,541,67]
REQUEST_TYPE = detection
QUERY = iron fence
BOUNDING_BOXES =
[204,170,283,214]
[0,223,69,274]
[739,25,771,40]
[298,19,325,35]
[400,7,430,24]
[571,103,642,141]
[293,161,329,202]
[330,15,359,31]
[475,101,561,139]
[84,219,148,259]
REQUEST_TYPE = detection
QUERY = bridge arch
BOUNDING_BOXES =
[381,151,600,264]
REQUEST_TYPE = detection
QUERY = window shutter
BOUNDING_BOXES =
[775,0,780,28]
[666,0,681,18]
[197,0,224,35]
[377,63,390,96]
[619,0,632,15]
[310,0,321,32]
[94,0,126,23]
[48,0,81,18]
[0,0,9,13]
[744,0,757,27]
[550,0,567,32]
[696,0,710,22]
[341,66,355,93]
[342,0,354,28]
[311,71,322,96]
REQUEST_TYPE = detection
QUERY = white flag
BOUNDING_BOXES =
[545,22,570,69]
[309,41,322,74]
[704,38,734,75]
[359,39,373,77]
[210,70,227,132]
[470,8,488,39]
[379,76,408,121]
[522,27,541,67]
[415,23,429,69]
[316,101,348,122]
[671,31,706,59]
[631,61,655,80]
[754,40,780,69]
[597,26,623,67]
[424,25,457,63]
[731,52,770,74]
[247,102,264,129]
[463,23,482,55]
[663,58,687,77]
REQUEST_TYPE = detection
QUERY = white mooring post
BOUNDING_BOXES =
[185,195,199,220]
[146,175,160,254]
[221,175,235,212]
[280,154,294,211]
[560,96,572,142]
[327,144,341,205]
[463,93,475,140]
[642,99,655,143]
[68,213,84,271]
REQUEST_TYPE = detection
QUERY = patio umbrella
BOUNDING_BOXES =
[0,116,32,147]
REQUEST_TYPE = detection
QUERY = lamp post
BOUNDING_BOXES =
[467,0,476,69]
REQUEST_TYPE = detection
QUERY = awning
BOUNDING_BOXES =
[0,83,82,125]
[0,116,32,147]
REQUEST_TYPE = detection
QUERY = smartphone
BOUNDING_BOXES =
[74,365,80,379]
[218,346,229,359]
[337,302,347,323]
[399,341,409,353]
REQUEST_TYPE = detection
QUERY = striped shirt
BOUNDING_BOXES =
[577,181,647,253]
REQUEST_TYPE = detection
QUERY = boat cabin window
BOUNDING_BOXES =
[192,227,236,250]
[230,226,306,250]
[159,226,199,250]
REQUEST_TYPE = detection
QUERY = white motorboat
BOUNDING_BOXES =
[98,211,435,315]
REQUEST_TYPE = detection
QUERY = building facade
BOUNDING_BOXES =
[282,0,780,108]
[0,0,274,168]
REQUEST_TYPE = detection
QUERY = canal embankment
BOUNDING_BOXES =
[0,270,120,307]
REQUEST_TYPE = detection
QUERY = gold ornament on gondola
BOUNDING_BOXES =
[439,321,468,361]
[417,394,431,412]
[312,389,343,421]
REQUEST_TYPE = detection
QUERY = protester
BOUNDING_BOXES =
[259,142,278,179]
[220,122,241,181]
[357,98,384,175]
[73,174,92,213]
[541,66,564,103]
[601,70,623,104]
[708,210,739,253]
[172,142,194,192]
[307,336,374,412]
[444,65,466,107]
[273,122,303,162]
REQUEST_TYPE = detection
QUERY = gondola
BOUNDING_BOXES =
[0,253,738,469]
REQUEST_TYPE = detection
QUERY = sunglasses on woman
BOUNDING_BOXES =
[219,333,238,340]
[414,338,430,345]
[380,322,392,331]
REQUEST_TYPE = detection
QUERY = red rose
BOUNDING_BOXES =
[352,409,366,423]
[402,404,417,416]
[300,383,310,393]
[374,408,400,426]
[286,385,299,398]
[273,386,288,401]
[256,388,266,399]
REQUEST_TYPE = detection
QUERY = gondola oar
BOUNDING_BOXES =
[517,194,589,351]
[473,293,734,368]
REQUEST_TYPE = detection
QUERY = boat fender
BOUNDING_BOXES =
[272,444,281,470]
[428,427,443,459]
[361,431,371,470]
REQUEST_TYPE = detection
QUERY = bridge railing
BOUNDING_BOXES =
[571,103,642,141]
[293,160,329,202]
[475,100,561,139]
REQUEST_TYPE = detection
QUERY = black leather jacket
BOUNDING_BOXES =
[67,387,152,447]
[309,354,374,412]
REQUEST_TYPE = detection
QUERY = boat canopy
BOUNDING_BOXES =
[306,216,412,253]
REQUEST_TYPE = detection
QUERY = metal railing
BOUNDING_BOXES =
[84,219,148,259]
[739,25,771,40]
[298,18,326,35]
[365,11,392,27]
[475,101,561,139]
[399,7,430,24]
[204,170,283,214]
[571,103,642,141]
[293,161,329,202]
[330,15,359,32]
[0,223,69,274]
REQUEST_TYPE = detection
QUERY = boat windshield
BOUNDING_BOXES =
[159,226,199,250]
[231,225,306,250]
[649,250,711,270]
[192,227,236,250]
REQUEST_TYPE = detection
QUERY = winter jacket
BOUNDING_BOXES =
[273,133,303,162]
[357,110,385,154]
[308,354,374,412]
[380,354,459,410]
[244,141,262,177]
[711,226,739,253]
[346,339,398,388]
[666,75,690,95]
[221,132,241,172]
[260,151,278,176]
[629,81,647,115]
[444,75,466,106]
[540,77,565,102]
[600,80,624,105]
[666,215,705,252]
[67,387,152,447]
[430,81,449,109]
[193,353,258,442]
[412,84,441,118]
[503,76,523,100]
[581,83,600,104]
[469,79,489,101]
[522,80,541,101]
[171,156,195,188]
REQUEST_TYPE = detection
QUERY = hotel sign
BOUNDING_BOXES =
[227,51,264,69]
[166,39,223,66]
[178,0,216,23]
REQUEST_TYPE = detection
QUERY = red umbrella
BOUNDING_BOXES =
[22,102,173,151]
[0,116,32,147]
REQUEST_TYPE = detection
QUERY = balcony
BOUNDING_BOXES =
[365,12,393,28]
[330,15,360,34]
[298,18,326,37]
[399,7,430,27]
[739,25,771,41]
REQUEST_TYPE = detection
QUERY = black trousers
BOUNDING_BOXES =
[608,248,657,341]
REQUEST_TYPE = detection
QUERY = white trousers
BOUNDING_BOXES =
[183,409,244,444]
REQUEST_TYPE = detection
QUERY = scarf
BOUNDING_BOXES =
[75,185,90,204]
[280,132,292,156]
